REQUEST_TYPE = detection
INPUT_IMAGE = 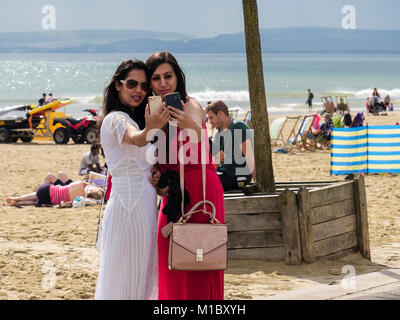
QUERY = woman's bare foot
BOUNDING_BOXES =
[5,197,17,206]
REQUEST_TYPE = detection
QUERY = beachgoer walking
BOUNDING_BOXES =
[306,89,314,113]
[94,59,169,300]
[146,51,225,300]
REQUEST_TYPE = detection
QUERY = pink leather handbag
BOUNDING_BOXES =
[161,131,227,271]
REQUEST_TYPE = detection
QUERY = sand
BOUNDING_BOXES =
[1,111,400,300]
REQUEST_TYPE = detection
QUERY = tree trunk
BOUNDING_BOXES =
[242,0,275,192]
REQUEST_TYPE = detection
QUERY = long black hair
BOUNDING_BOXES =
[145,52,188,103]
[100,59,149,130]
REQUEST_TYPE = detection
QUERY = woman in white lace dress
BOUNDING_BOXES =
[94,59,170,300]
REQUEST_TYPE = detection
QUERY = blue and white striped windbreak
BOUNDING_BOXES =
[367,126,400,174]
[330,126,367,175]
[330,125,400,175]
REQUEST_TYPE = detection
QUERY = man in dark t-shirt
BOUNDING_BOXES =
[38,93,46,106]
[206,100,255,191]
[306,89,313,112]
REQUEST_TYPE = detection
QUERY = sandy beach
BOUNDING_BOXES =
[1,110,400,300]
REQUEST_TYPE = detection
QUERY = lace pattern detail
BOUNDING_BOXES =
[96,110,158,299]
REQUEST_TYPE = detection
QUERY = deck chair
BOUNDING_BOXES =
[228,108,239,119]
[289,115,317,151]
[243,111,252,128]
[321,96,336,115]
[270,117,287,146]
[83,171,108,205]
[280,116,302,150]
[335,96,350,114]
[83,171,109,252]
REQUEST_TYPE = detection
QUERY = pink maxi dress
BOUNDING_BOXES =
[157,126,225,300]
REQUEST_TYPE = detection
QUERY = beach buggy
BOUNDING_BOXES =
[0,104,41,143]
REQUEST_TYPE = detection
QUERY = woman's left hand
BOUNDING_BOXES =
[167,101,196,130]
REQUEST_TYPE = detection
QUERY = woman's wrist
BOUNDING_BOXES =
[142,126,151,142]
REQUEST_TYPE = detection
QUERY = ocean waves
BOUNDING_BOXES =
[191,89,249,102]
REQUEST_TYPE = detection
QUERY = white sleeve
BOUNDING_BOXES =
[110,112,128,145]
[104,111,140,145]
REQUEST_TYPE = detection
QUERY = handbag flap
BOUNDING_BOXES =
[171,223,227,255]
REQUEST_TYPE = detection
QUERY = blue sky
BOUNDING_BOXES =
[1,0,399,36]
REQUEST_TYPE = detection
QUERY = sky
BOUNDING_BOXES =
[0,0,399,37]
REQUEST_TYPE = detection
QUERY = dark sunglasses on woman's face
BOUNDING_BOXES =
[120,79,150,91]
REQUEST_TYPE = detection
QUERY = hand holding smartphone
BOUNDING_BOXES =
[149,96,162,114]
[165,92,182,112]
[165,92,183,126]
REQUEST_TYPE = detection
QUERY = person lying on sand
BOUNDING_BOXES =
[5,171,102,207]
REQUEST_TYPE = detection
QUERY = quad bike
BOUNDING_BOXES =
[53,109,100,144]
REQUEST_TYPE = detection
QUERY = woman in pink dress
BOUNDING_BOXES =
[146,52,225,300]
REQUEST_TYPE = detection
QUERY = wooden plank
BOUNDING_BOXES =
[223,181,343,197]
[223,192,245,197]
[226,212,281,232]
[352,174,371,260]
[297,187,316,263]
[308,181,354,208]
[224,195,280,214]
[228,247,285,261]
[276,180,342,185]
[312,215,357,242]
[279,189,302,265]
[314,231,358,258]
[310,198,355,225]
[276,183,337,189]
[321,247,358,261]
[228,230,283,249]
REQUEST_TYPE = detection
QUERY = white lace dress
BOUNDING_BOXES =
[94,111,158,300]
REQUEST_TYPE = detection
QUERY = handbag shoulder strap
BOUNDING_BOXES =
[179,128,213,221]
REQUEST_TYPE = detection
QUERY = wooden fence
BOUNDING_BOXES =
[224,175,371,265]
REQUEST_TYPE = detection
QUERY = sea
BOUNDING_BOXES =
[0,53,399,118]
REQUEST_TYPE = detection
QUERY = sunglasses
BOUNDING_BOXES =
[120,79,150,92]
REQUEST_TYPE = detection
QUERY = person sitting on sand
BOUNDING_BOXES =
[319,114,334,143]
[5,171,102,207]
[78,143,103,175]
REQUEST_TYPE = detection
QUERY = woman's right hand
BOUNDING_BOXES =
[157,186,169,197]
[145,103,170,131]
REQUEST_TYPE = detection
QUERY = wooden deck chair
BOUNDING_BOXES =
[243,111,252,128]
[228,108,239,119]
[298,114,318,151]
[282,115,302,149]
[83,171,109,252]
[289,115,316,150]
[83,171,108,205]
[270,116,287,146]
[321,96,336,116]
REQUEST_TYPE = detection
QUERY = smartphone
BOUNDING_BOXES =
[149,96,162,114]
[165,92,182,111]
